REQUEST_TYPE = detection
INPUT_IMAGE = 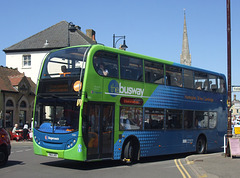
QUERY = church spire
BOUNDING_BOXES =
[180,9,191,66]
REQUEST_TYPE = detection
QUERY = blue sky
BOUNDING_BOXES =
[0,0,239,99]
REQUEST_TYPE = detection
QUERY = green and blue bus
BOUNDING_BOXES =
[33,44,227,162]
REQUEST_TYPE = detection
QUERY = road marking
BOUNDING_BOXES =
[185,157,208,178]
[174,159,191,178]
[25,149,32,151]
[12,149,32,154]
[16,150,23,153]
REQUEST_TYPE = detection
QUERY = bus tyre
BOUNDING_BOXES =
[0,147,8,166]
[196,136,206,154]
[123,140,139,164]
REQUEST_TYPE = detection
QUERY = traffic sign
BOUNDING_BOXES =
[233,87,240,92]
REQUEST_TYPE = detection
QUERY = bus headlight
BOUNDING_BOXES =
[66,139,77,149]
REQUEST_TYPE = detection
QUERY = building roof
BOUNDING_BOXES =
[8,74,25,86]
[3,21,97,52]
[0,66,36,93]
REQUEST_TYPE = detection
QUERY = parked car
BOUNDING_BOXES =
[0,128,11,166]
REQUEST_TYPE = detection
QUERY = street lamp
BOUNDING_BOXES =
[68,22,77,46]
[113,34,128,50]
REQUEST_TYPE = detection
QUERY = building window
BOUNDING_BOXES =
[6,99,14,107]
[20,101,27,125]
[5,99,14,128]
[6,110,13,128]
[23,55,31,67]
[20,101,27,108]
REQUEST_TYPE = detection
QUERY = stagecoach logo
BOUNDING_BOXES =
[45,135,60,141]
[108,80,144,97]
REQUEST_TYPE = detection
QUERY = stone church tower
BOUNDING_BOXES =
[180,10,191,66]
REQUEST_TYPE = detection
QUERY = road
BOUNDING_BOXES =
[1,141,198,178]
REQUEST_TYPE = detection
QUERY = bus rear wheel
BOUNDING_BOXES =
[196,136,206,154]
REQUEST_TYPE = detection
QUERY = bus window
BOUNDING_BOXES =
[119,107,143,130]
[144,61,164,84]
[144,108,164,129]
[42,47,88,79]
[183,69,194,89]
[209,75,218,92]
[218,77,226,93]
[194,72,208,91]
[120,55,143,81]
[35,97,80,133]
[195,111,208,129]
[166,65,182,87]
[183,110,193,129]
[93,51,118,78]
[166,109,183,129]
[209,112,217,129]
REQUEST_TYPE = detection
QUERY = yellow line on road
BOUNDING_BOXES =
[174,159,191,178]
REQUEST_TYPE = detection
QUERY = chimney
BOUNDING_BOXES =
[86,29,96,41]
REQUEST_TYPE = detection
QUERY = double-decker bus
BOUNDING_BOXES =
[33,44,227,162]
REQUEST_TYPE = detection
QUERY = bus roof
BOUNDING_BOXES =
[49,44,226,79]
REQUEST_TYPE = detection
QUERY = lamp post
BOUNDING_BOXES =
[68,22,77,47]
[113,34,128,50]
[226,0,232,155]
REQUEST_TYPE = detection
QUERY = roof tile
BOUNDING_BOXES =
[4,21,96,52]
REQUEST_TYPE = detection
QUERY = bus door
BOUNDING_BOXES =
[87,103,114,160]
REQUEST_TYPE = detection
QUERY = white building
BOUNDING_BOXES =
[4,21,96,84]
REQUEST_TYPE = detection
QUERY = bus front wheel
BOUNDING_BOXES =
[196,136,206,154]
[123,140,139,163]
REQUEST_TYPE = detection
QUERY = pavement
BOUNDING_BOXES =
[186,151,240,178]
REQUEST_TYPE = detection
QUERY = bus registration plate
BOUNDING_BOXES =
[47,153,58,158]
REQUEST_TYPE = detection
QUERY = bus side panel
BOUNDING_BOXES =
[114,130,194,159]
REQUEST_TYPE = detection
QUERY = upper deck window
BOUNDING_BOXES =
[166,65,182,87]
[41,47,88,79]
[218,77,226,93]
[93,51,118,78]
[120,55,143,81]
[145,60,164,84]
[194,72,208,91]
[183,69,194,89]
[209,75,218,92]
